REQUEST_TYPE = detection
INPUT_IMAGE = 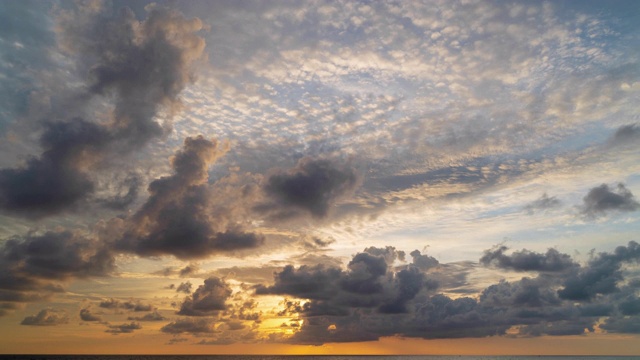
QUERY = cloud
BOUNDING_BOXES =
[0,230,114,307]
[177,282,193,294]
[524,193,562,214]
[180,265,200,278]
[0,3,205,218]
[98,299,153,312]
[256,157,360,219]
[409,250,439,271]
[177,277,232,316]
[80,308,102,322]
[255,242,640,344]
[117,136,265,260]
[105,322,141,335]
[161,318,217,334]
[254,264,343,301]
[128,310,166,322]
[99,175,140,210]
[558,241,640,301]
[581,183,639,217]
[257,246,431,318]
[21,308,68,326]
[480,246,577,272]
[609,124,640,146]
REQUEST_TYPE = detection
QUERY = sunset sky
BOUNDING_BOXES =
[1,0,640,355]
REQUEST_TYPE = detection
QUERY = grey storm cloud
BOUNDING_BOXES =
[0,230,114,310]
[257,157,360,219]
[255,242,640,344]
[161,318,217,334]
[80,308,102,322]
[105,322,142,335]
[21,308,69,326]
[177,277,232,317]
[117,136,265,260]
[256,246,433,318]
[581,183,639,217]
[480,246,577,272]
[558,241,640,301]
[0,3,205,218]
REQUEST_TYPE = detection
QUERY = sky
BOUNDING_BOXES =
[0,0,639,355]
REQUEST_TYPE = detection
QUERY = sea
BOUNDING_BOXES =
[0,356,636,360]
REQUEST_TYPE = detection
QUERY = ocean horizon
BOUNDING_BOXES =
[0,355,638,360]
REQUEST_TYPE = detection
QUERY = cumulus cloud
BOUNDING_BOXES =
[80,308,102,322]
[581,183,639,217]
[255,242,640,344]
[105,322,141,334]
[256,246,431,318]
[558,241,640,301]
[256,157,360,219]
[0,2,205,218]
[480,246,577,272]
[128,310,166,322]
[21,308,68,326]
[98,299,153,312]
[0,230,114,306]
[177,277,232,316]
[117,136,265,259]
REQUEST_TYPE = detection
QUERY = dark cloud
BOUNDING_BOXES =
[99,298,120,310]
[558,241,640,301]
[480,246,577,272]
[21,308,68,326]
[257,247,429,317]
[610,123,640,146]
[99,175,140,210]
[80,308,102,322]
[524,193,562,214]
[257,157,360,219]
[409,250,439,271]
[180,265,200,277]
[257,243,640,344]
[601,316,640,334]
[98,298,153,312]
[254,264,343,300]
[154,264,200,278]
[161,318,217,334]
[0,3,205,218]
[128,310,166,322]
[177,277,232,316]
[0,230,114,308]
[117,136,265,260]
[177,282,193,294]
[581,183,639,217]
[105,322,141,334]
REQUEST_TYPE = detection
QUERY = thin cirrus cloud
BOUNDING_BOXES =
[0,0,639,354]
